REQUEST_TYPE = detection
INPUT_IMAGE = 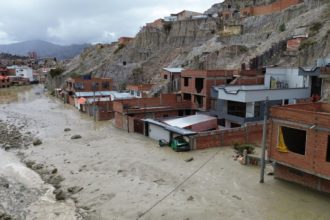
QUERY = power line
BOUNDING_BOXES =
[137,149,222,219]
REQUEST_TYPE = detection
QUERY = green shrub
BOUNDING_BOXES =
[49,68,64,78]
[234,144,255,155]
[279,23,286,32]
[114,44,125,54]
[299,39,316,50]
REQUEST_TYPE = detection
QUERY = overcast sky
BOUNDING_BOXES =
[0,0,221,45]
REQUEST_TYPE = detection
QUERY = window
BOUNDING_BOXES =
[327,136,330,162]
[184,77,189,87]
[164,75,168,80]
[74,82,84,91]
[102,81,110,89]
[279,126,306,155]
[195,78,204,93]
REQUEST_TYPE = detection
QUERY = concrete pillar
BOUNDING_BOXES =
[246,102,255,118]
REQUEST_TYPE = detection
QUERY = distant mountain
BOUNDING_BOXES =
[0,40,90,60]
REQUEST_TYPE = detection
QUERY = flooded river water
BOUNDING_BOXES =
[1,85,330,220]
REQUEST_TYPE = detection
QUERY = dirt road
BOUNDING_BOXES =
[1,85,330,220]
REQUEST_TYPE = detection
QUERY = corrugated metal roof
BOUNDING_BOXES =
[162,67,184,73]
[164,114,217,128]
[143,118,196,136]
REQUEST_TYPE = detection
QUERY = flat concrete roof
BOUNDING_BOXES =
[162,68,184,73]
[164,114,216,128]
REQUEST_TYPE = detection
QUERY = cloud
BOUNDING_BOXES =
[0,0,221,45]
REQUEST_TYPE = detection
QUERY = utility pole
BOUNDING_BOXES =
[260,97,268,183]
[93,83,96,122]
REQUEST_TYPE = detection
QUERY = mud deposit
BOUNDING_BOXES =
[1,85,330,220]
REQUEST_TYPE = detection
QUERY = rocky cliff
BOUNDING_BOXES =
[49,0,330,90]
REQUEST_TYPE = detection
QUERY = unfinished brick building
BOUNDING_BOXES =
[64,76,113,93]
[268,102,330,193]
[113,94,194,133]
[0,76,10,88]
[181,70,234,111]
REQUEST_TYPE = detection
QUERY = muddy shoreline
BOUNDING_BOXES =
[0,118,88,219]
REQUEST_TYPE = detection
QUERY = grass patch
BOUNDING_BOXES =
[309,22,322,36]
[299,39,316,50]
[114,44,125,54]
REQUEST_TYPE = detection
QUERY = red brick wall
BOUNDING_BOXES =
[232,76,264,85]
[181,70,233,110]
[66,77,113,92]
[274,164,330,194]
[268,104,330,181]
[240,0,302,16]
[190,123,263,150]
[0,77,10,88]
[115,112,124,129]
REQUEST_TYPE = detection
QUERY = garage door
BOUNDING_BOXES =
[149,124,170,142]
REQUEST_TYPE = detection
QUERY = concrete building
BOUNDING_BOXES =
[181,70,234,111]
[170,10,202,21]
[268,102,330,193]
[161,67,184,93]
[211,67,312,128]
[126,84,154,98]
[7,66,33,82]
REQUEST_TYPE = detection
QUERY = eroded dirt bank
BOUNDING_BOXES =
[1,85,330,220]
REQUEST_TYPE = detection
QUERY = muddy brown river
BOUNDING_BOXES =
[1,85,330,220]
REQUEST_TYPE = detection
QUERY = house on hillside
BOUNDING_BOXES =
[170,10,202,21]
[118,37,134,46]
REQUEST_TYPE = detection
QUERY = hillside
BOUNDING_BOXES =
[52,0,330,90]
[0,40,90,60]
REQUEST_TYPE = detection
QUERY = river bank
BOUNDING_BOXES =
[1,85,330,220]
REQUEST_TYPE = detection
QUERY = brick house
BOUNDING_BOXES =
[268,102,330,193]
[64,76,113,93]
[63,76,113,105]
[146,19,164,29]
[0,76,10,88]
[118,37,134,46]
[170,10,202,21]
[113,94,194,133]
[181,69,234,111]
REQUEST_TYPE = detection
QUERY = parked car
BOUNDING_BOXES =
[170,136,190,152]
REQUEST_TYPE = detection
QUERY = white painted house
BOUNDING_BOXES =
[8,66,33,82]
[211,67,312,128]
